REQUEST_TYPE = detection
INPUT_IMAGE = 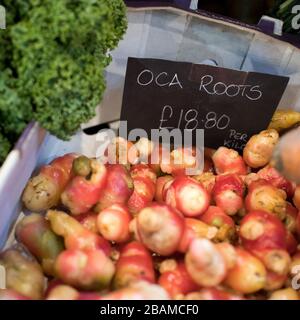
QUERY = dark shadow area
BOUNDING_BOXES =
[197,0,275,24]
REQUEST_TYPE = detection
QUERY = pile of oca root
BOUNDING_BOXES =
[2,123,300,300]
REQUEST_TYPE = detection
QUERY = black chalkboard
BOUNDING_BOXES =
[120,58,289,151]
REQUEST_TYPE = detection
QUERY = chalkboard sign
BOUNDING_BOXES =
[120,58,289,151]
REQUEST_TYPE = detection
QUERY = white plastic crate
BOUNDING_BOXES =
[1,5,300,248]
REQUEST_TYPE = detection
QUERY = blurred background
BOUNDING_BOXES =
[197,0,300,33]
[127,0,300,34]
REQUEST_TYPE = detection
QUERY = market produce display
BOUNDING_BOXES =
[2,127,300,300]
[0,0,127,165]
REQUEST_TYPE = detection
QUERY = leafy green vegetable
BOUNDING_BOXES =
[0,134,11,165]
[0,70,32,142]
[0,0,127,162]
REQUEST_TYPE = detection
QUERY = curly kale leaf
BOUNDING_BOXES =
[0,0,127,163]
[0,133,11,165]
[0,70,32,142]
